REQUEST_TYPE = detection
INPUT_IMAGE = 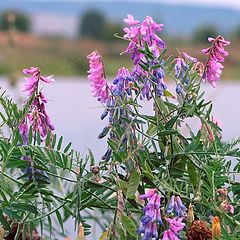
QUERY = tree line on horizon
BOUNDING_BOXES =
[0,9,240,43]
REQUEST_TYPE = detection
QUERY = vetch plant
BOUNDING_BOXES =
[0,14,239,240]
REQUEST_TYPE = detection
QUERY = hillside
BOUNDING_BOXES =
[0,32,239,79]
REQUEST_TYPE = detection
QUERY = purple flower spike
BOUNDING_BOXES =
[162,229,180,240]
[175,58,182,78]
[138,190,162,240]
[182,52,198,63]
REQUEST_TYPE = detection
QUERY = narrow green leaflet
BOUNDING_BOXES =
[121,215,137,238]
[126,171,141,199]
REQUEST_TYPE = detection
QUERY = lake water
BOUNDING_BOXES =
[1,77,240,239]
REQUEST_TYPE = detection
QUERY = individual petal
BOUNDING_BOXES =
[123,14,139,25]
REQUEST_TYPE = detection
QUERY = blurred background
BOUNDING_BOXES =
[0,1,239,238]
[0,0,239,79]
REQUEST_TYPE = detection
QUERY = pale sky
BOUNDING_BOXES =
[14,0,240,10]
[153,0,240,10]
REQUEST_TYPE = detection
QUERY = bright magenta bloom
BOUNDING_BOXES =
[87,51,109,103]
[202,36,230,87]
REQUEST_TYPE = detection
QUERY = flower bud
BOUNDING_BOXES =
[212,216,221,239]
[187,203,194,226]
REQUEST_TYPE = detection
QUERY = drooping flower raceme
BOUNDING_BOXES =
[19,67,54,184]
[137,189,163,240]
[202,36,230,87]
[20,66,55,143]
[87,51,109,103]
[112,67,133,97]
[123,14,165,61]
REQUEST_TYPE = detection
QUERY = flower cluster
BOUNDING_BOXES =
[123,14,165,62]
[19,66,55,143]
[123,15,168,100]
[112,67,133,97]
[87,51,109,103]
[137,189,162,240]
[202,36,230,87]
[159,195,187,239]
[86,14,235,240]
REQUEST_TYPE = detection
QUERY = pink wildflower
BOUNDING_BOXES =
[20,66,55,141]
[87,51,109,103]
[22,66,54,96]
[217,187,234,214]
[123,15,165,62]
[202,36,230,87]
